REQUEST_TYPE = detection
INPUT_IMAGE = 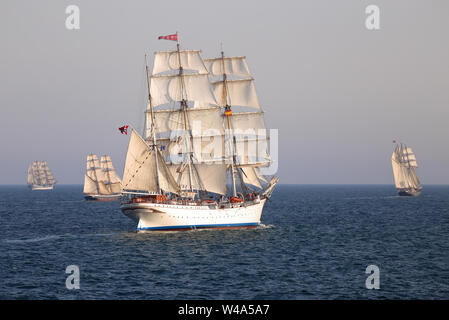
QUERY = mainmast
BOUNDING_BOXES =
[145,54,162,194]
[176,37,195,193]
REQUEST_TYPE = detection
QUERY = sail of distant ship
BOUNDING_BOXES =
[27,161,56,190]
[120,35,278,231]
[391,142,422,196]
[83,154,122,201]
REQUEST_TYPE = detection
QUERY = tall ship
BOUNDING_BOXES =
[27,161,56,190]
[120,36,278,231]
[83,154,122,201]
[391,142,422,196]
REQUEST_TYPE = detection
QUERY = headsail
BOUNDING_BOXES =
[122,129,179,194]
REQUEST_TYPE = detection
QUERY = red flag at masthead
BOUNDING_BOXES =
[158,33,178,41]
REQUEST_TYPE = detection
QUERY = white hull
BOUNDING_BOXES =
[121,198,267,231]
[31,185,54,191]
[84,193,121,201]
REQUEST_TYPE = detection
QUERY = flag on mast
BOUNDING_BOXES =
[119,125,129,135]
[158,33,178,41]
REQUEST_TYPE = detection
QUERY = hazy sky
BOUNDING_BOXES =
[1,0,448,184]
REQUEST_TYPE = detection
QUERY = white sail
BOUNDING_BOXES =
[27,166,33,185]
[100,155,122,194]
[28,160,56,188]
[241,166,262,189]
[122,130,179,194]
[42,162,56,185]
[156,148,181,194]
[392,145,421,190]
[97,180,111,195]
[132,49,275,198]
[211,79,260,109]
[152,50,208,75]
[150,73,217,107]
[86,154,102,180]
[392,150,409,189]
[149,107,225,136]
[255,167,269,183]
[230,111,266,131]
[169,163,227,195]
[31,161,41,185]
[403,147,418,168]
[157,135,225,164]
[232,136,271,166]
[38,162,48,185]
[83,174,98,194]
[204,56,251,78]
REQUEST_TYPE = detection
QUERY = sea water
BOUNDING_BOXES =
[0,185,448,299]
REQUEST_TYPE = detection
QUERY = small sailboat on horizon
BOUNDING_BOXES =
[27,161,56,190]
[391,142,422,197]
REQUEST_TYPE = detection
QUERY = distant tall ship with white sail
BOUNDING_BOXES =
[83,154,122,201]
[27,161,56,190]
[120,35,278,231]
[391,142,422,196]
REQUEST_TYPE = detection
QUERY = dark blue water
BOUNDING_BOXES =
[1,185,448,299]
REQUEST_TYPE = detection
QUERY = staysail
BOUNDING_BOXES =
[122,130,179,194]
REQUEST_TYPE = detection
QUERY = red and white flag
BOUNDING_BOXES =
[158,33,178,41]
[119,125,129,135]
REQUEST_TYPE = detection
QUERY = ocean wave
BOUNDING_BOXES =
[4,235,61,244]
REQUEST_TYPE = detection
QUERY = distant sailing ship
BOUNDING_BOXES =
[391,142,422,196]
[27,161,56,190]
[120,35,278,231]
[83,154,122,201]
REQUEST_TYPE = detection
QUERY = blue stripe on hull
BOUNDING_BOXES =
[137,222,259,231]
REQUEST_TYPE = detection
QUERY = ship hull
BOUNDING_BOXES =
[121,199,266,231]
[397,188,422,197]
[84,194,121,201]
[30,185,54,191]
